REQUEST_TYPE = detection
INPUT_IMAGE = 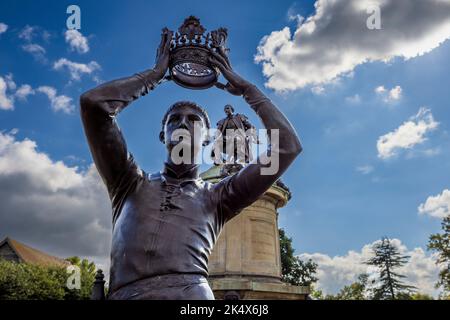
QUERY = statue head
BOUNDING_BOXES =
[160,101,211,164]
[224,104,234,117]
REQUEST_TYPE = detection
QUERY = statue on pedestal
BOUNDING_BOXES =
[211,104,259,167]
[80,16,302,300]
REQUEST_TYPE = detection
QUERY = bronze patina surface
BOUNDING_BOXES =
[211,104,259,164]
[80,20,302,300]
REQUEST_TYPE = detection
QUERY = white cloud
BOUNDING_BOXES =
[0,76,14,110]
[356,165,374,175]
[0,77,74,113]
[255,0,450,91]
[4,73,16,91]
[311,86,325,95]
[22,43,45,55]
[301,239,440,296]
[37,86,74,114]
[18,25,36,41]
[42,30,51,42]
[9,128,19,135]
[345,94,361,104]
[389,86,402,101]
[423,148,441,157]
[53,58,101,81]
[18,25,51,43]
[377,108,438,159]
[65,30,89,54]
[21,43,46,61]
[287,4,305,26]
[419,189,450,219]
[18,25,50,62]
[15,84,35,101]
[0,23,8,35]
[375,85,402,102]
[405,147,442,160]
[0,131,111,264]
[375,86,386,94]
[0,75,74,113]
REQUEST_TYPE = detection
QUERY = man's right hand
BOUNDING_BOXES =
[153,27,173,80]
[208,47,252,96]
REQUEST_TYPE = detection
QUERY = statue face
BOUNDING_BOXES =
[163,106,207,163]
[224,105,233,116]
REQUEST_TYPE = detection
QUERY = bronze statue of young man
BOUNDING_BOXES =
[80,28,302,300]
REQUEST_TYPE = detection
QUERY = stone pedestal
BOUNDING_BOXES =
[201,165,309,300]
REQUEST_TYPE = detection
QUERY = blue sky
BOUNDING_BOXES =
[1,0,449,294]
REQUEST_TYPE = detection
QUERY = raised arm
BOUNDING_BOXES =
[80,28,172,197]
[209,48,302,221]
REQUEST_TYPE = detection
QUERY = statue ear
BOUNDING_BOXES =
[202,139,211,147]
[202,131,212,147]
[159,131,165,144]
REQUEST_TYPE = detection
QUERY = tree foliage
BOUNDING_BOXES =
[312,274,369,300]
[410,293,434,300]
[427,215,450,297]
[65,256,97,300]
[279,229,318,287]
[0,259,66,300]
[0,256,96,300]
[334,274,369,300]
[365,237,416,300]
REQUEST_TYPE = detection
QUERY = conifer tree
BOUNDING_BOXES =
[366,237,415,299]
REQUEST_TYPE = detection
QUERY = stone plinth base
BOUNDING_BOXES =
[209,277,309,300]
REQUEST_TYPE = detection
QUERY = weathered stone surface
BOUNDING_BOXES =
[202,165,308,300]
[209,278,309,300]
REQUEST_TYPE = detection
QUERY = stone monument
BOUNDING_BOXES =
[202,166,309,300]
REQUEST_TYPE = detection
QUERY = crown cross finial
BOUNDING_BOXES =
[178,16,206,42]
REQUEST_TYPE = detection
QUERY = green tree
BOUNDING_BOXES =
[280,228,296,279]
[365,237,416,300]
[279,229,318,287]
[411,293,434,300]
[309,287,339,300]
[64,256,97,300]
[333,274,369,300]
[0,259,66,300]
[0,256,97,300]
[310,287,325,300]
[427,215,450,297]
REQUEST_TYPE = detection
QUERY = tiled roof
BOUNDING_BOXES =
[0,237,70,267]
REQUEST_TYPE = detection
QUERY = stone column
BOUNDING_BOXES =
[201,165,309,300]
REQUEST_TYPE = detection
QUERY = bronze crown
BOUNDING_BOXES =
[169,16,228,89]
